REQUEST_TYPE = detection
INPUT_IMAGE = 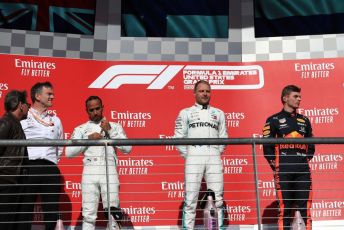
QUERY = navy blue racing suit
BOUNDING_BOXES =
[263,109,315,230]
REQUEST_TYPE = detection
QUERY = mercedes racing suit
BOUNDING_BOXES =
[65,120,131,230]
[174,103,227,230]
[263,109,315,230]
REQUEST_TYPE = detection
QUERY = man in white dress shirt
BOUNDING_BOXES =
[19,82,64,230]
[65,96,132,230]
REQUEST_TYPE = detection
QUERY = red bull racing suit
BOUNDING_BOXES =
[263,109,315,230]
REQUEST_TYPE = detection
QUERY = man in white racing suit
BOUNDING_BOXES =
[174,80,228,229]
[65,96,131,230]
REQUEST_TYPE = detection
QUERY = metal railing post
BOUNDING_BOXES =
[252,142,262,230]
[104,142,112,228]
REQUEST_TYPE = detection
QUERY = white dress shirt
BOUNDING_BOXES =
[21,108,64,164]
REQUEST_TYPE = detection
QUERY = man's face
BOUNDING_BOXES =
[284,91,301,109]
[194,83,211,105]
[86,99,103,122]
[36,86,54,108]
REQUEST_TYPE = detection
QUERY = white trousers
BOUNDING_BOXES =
[183,154,224,230]
[82,157,119,230]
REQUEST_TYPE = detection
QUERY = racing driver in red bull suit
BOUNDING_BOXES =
[174,80,228,229]
[263,85,315,230]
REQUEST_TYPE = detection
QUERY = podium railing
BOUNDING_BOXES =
[0,137,343,230]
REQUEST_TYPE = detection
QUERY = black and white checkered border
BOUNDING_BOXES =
[0,0,344,62]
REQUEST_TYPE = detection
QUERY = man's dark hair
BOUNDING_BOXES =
[194,80,210,92]
[30,81,53,103]
[4,90,28,112]
[85,96,103,109]
[281,85,301,104]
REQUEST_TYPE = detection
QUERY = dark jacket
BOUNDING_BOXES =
[0,112,28,184]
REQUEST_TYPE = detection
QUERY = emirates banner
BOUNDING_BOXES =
[0,53,343,228]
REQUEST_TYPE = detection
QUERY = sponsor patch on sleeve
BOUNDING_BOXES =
[297,118,305,123]
[263,130,270,136]
[263,125,270,131]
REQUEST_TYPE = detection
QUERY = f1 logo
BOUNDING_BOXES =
[89,65,184,89]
